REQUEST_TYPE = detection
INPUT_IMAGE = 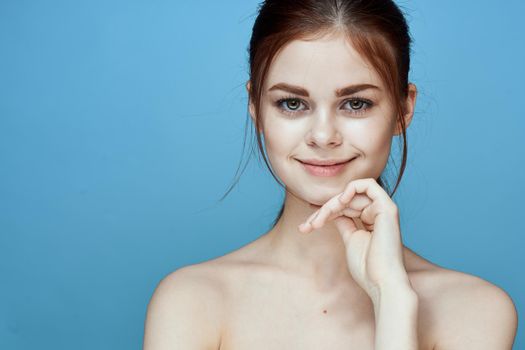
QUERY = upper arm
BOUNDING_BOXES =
[435,277,518,350]
[143,266,224,350]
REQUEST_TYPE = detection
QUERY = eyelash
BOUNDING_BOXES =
[274,95,374,117]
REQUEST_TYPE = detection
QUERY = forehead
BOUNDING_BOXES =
[264,32,383,94]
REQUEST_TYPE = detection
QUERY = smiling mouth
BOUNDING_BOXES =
[296,157,357,166]
[296,157,357,177]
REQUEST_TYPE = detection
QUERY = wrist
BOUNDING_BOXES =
[370,275,418,305]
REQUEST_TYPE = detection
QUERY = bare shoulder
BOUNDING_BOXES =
[414,265,518,350]
[143,263,226,350]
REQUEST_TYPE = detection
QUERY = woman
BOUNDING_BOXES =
[143,1,518,349]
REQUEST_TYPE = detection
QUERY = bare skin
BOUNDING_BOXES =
[144,238,516,350]
[201,233,431,349]
[143,31,517,349]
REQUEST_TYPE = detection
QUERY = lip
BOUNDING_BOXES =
[297,158,353,166]
[297,157,355,177]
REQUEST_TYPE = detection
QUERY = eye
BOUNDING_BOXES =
[348,99,365,110]
[342,98,373,115]
[274,97,307,115]
[273,95,374,117]
[285,99,302,110]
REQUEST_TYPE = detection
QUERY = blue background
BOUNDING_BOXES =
[1,0,523,348]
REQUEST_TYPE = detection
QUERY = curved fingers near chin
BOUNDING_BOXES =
[359,201,383,229]
[312,194,347,226]
[311,194,365,227]
[345,194,372,211]
[341,207,362,218]
[341,178,390,204]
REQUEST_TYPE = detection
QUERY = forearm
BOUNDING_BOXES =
[371,281,419,350]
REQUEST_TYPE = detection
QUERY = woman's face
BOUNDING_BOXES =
[249,32,413,206]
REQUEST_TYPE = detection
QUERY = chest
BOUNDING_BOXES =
[219,295,376,350]
[217,277,436,350]
[220,278,392,350]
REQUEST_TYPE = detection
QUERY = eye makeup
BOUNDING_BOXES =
[272,94,375,117]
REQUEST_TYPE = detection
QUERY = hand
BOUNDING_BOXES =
[298,178,411,300]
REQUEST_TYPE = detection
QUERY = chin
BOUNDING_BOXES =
[307,201,324,209]
[303,191,338,207]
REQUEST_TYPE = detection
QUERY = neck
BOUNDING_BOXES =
[263,191,357,292]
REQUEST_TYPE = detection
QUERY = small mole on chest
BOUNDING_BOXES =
[323,309,327,314]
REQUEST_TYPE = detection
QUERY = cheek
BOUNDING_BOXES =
[366,122,393,153]
[262,117,304,175]
[348,118,394,177]
[264,121,298,161]
[340,116,391,145]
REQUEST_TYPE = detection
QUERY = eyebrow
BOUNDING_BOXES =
[268,82,380,97]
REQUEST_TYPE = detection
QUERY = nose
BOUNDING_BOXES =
[305,108,342,148]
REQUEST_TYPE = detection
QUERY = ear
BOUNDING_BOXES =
[393,83,417,136]
[246,80,256,124]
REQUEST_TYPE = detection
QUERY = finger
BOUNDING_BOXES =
[353,216,372,231]
[338,212,373,232]
[333,215,358,242]
[310,195,346,229]
[335,217,371,277]
[302,178,388,233]
[312,191,372,229]
[300,207,325,229]
[335,216,358,234]
[360,198,398,230]
[343,193,372,212]
[340,178,393,209]
[341,207,362,218]
[304,210,319,224]
[340,178,396,225]
[314,191,367,227]
[360,201,379,228]
[298,210,321,232]
[332,196,371,225]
